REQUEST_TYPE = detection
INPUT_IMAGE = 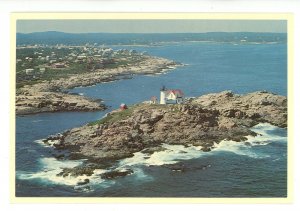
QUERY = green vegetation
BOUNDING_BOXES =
[87,103,177,126]
[16,46,146,89]
[88,105,137,126]
[16,63,89,88]
[16,79,43,89]
[40,63,88,80]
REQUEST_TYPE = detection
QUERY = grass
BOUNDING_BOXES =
[87,103,176,126]
[16,57,144,89]
[16,63,89,88]
[88,105,136,126]
[16,79,43,89]
[146,103,180,112]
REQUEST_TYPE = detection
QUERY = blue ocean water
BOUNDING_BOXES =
[16,41,287,197]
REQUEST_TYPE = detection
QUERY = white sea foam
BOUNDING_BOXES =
[32,120,44,123]
[20,123,286,188]
[18,158,83,186]
[213,123,286,158]
[34,139,50,147]
[119,144,204,167]
[34,139,60,148]
[212,140,268,159]
[17,157,107,189]
[119,123,286,167]
[245,123,287,145]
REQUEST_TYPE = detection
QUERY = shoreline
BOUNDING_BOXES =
[40,90,287,183]
[28,122,286,191]
[16,55,180,116]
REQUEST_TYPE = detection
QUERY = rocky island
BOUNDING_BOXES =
[16,46,179,115]
[42,90,287,180]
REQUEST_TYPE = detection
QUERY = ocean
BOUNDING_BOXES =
[16,41,287,197]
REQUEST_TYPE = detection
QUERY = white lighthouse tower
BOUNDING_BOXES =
[160,86,167,104]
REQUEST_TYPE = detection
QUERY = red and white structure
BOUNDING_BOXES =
[160,86,184,104]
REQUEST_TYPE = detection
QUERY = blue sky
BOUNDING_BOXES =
[17,20,287,33]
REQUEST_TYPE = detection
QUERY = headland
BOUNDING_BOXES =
[42,90,287,179]
[16,46,179,115]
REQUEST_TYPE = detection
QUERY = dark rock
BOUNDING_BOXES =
[100,169,134,179]
[53,143,66,150]
[163,163,187,172]
[163,163,212,172]
[68,153,88,160]
[141,146,167,155]
[53,154,65,160]
[57,165,95,177]
[44,91,286,169]
[76,179,90,186]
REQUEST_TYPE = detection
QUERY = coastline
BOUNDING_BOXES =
[40,90,287,182]
[16,55,180,115]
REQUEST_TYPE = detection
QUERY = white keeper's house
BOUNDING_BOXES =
[160,86,184,104]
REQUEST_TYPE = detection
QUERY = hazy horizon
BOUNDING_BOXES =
[17,31,287,34]
[17,20,287,34]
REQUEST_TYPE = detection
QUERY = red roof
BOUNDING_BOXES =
[166,89,184,96]
[173,89,184,95]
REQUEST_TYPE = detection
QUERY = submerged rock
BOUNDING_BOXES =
[76,179,90,186]
[163,163,212,172]
[100,169,134,179]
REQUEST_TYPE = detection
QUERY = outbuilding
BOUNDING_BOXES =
[25,68,34,75]
[120,103,128,110]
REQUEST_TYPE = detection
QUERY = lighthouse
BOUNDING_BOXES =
[160,86,167,104]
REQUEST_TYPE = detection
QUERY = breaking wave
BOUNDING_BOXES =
[17,158,86,186]
[16,157,110,192]
[18,123,286,190]
[119,144,204,167]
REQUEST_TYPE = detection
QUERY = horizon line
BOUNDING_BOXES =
[17,30,287,34]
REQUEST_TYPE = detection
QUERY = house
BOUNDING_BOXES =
[39,67,46,73]
[25,68,34,75]
[102,48,113,58]
[52,63,66,68]
[49,59,57,64]
[160,86,184,104]
[77,55,87,60]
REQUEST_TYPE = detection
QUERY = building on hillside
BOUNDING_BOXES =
[150,96,157,104]
[39,67,46,73]
[25,68,34,75]
[160,86,184,104]
[52,63,66,68]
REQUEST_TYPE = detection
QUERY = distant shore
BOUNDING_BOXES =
[16,55,180,115]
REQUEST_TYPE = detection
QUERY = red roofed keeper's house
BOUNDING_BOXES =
[160,86,184,104]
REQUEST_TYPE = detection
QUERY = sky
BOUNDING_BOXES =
[17,19,287,33]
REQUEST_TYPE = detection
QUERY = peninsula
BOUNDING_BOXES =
[42,90,287,179]
[16,45,179,115]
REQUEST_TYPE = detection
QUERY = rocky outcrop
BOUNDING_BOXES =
[44,91,287,165]
[15,56,178,115]
[16,56,179,115]
[16,90,106,115]
[193,90,287,127]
